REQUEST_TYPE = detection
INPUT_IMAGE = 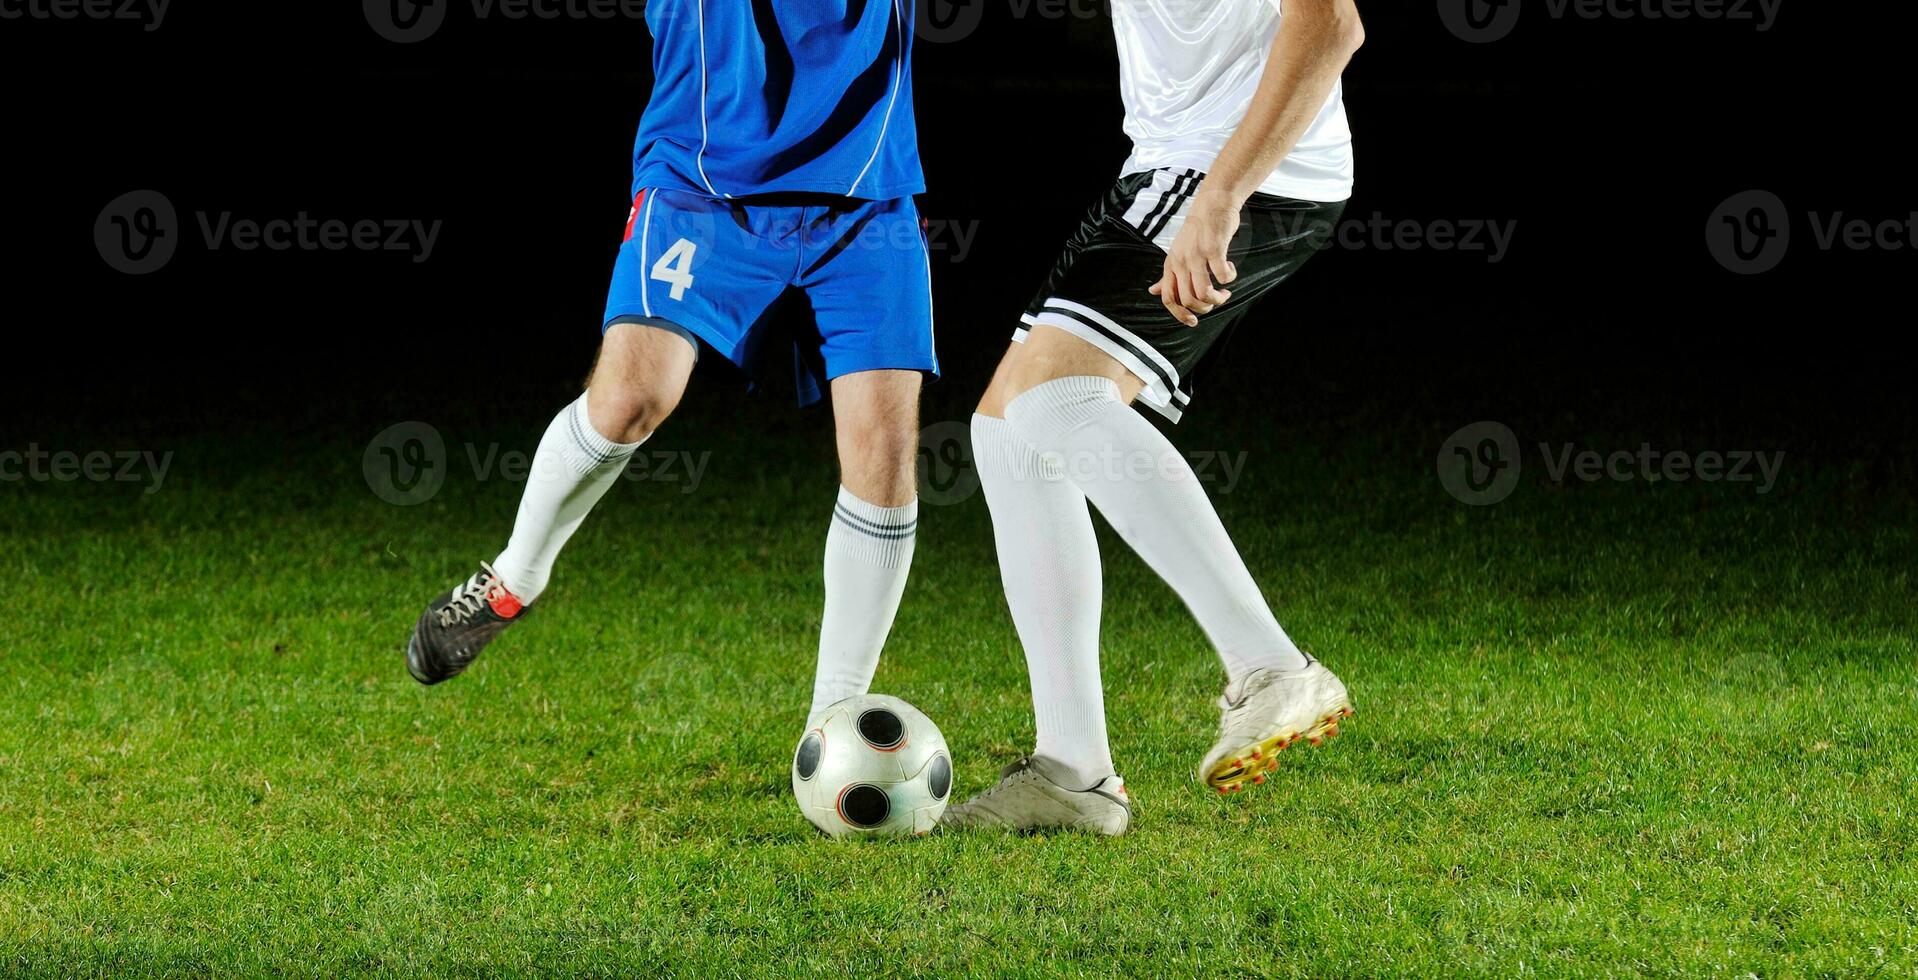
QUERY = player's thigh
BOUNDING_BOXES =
[586,320,698,440]
[602,185,788,388]
[802,197,939,389]
[975,329,1147,419]
[830,368,921,505]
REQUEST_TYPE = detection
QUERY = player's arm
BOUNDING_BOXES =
[1149,0,1365,326]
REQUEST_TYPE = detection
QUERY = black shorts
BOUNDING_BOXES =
[1018,168,1345,422]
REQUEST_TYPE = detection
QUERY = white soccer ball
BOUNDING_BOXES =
[792,694,953,838]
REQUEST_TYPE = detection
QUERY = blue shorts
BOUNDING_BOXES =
[602,186,939,407]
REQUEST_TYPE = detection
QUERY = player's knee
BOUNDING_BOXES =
[587,324,695,442]
[844,465,916,507]
[585,383,677,444]
[846,419,918,470]
[838,419,918,504]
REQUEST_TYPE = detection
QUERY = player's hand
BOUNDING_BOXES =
[1148,191,1240,327]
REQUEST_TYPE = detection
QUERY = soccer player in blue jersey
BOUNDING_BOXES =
[405,1,933,730]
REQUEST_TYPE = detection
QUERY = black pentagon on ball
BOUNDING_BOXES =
[794,732,823,780]
[928,752,952,801]
[839,784,891,827]
[856,708,905,749]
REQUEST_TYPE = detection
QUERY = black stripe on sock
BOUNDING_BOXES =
[567,402,633,466]
[834,504,917,540]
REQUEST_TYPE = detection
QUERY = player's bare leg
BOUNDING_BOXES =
[807,368,922,723]
[579,320,699,444]
[832,368,921,507]
[971,326,1351,798]
[975,328,1145,419]
[406,322,696,685]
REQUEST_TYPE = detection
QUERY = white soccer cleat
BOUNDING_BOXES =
[939,756,1132,836]
[1200,655,1354,794]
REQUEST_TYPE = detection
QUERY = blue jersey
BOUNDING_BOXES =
[633,0,924,201]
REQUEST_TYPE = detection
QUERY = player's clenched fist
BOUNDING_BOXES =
[1149,190,1240,327]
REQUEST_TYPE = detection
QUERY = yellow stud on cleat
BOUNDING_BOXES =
[1201,661,1355,794]
[1202,705,1354,792]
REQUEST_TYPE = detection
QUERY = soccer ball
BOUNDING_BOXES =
[791,694,953,838]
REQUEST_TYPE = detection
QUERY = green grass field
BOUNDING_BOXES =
[4,377,1916,976]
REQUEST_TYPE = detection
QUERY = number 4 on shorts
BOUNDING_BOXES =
[651,238,697,301]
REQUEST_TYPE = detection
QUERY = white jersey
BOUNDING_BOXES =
[1112,0,1355,203]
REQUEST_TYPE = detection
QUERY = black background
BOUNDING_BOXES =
[0,1,1911,448]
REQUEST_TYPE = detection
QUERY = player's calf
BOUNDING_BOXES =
[808,369,924,720]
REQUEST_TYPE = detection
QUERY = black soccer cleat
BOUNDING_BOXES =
[406,562,530,685]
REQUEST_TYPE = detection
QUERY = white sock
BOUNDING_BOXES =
[971,413,1115,786]
[491,393,644,603]
[809,488,917,721]
[1005,376,1308,683]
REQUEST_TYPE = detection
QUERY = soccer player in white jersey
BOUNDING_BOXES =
[943,0,1364,834]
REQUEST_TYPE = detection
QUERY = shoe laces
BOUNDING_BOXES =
[960,758,1037,805]
[437,562,509,627]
